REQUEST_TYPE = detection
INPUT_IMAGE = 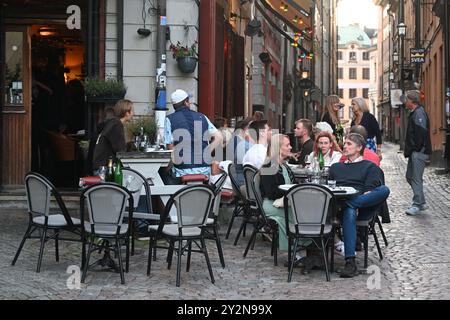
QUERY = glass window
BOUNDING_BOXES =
[363,88,369,98]
[338,88,344,98]
[4,32,24,106]
[349,88,357,98]
[349,51,357,61]
[363,68,370,79]
[363,52,370,60]
[349,68,357,79]
[337,51,343,60]
[338,68,344,79]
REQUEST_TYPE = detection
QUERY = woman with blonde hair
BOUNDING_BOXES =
[350,97,382,158]
[322,95,345,146]
[307,131,342,170]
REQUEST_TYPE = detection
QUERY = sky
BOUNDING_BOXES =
[337,0,379,29]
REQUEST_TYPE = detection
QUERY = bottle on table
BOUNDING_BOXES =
[318,150,325,170]
[106,157,114,182]
[113,159,123,185]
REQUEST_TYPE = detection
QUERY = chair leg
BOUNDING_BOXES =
[167,240,174,269]
[147,237,153,276]
[321,237,330,282]
[273,228,278,266]
[12,224,32,266]
[243,224,259,258]
[54,229,59,262]
[288,238,299,283]
[81,240,93,283]
[376,217,389,246]
[214,226,226,268]
[364,227,369,269]
[243,221,247,238]
[372,226,383,261]
[115,240,125,285]
[330,232,335,273]
[125,236,130,273]
[186,240,192,272]
[225,205,239,239]
[176,239,183,287]
[233,218,247,246]
[36,227,48,273]
[131,220,135,256]
[200,236,215,284]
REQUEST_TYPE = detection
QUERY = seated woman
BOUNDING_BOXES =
[260,134,309,263]
[307,131,342,170]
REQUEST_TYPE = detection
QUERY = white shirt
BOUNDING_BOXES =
[307,150,342,170]
[243,144,268,169]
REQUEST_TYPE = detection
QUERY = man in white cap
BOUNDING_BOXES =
[402,90,432,215]
[163,89,222,184]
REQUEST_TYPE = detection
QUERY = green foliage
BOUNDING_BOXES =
[126,116,157,142]
[169,41,198,59]
[84,77,127,97]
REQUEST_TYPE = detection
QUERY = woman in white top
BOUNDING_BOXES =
[307,131,342,170]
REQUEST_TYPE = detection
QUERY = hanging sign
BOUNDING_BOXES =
[410,48,425,64]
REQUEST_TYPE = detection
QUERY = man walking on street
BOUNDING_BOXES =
[402,90,432,216]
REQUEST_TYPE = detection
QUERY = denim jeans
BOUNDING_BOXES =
[342,185,390,258]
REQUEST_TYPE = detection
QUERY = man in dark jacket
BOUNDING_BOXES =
[402,90,432,216]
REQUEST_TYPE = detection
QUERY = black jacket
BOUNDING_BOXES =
[92,117,126,169]
[404,105,432,158]
[260,163,292,200]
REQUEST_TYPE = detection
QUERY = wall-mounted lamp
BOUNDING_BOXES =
[301,71,309,79]
[397,22,407,38]
[393,50,399,63]
[245,19,261,37]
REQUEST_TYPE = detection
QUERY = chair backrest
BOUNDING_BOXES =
[283,184,334,235]
[158,185,215,231]
[243,164,258,207]
[210,171,228,218]
[227,163,245,200]
[251,172,269,224]
[81,183,133,235]
[122,167,153,213]
[24,172,74,226]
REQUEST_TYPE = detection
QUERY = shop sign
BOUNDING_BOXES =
[410,48,425,64]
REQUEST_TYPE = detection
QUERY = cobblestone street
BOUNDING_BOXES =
[0,143,449,300]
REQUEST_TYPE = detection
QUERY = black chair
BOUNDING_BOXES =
[204,171,228,268]
[283,184,336,282]
[80,183,133,284]
[225,163,248,240]
[122,167,161,255]
[147,184,216,287]
[243,171,280,266]
[12,172,82,272]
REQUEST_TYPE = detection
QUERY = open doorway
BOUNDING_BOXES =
[31,24,86,187]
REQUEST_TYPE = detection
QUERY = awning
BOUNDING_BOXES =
[260,0,313,35]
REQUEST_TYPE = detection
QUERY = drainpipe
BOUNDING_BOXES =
[155,0,168,146]
[117,0,123,80]
[414,0,420,82]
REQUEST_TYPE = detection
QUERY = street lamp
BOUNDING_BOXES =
[397,22,407,38]
[393,50,399,63]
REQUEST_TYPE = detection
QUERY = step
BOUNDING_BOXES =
[0,192,80,209]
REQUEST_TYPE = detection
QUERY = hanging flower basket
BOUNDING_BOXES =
[176,56,198,74]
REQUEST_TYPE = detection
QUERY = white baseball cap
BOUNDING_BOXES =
[315,122,334,134]
[171,89,189,104]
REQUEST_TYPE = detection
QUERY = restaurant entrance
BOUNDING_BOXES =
[0,0,89,188]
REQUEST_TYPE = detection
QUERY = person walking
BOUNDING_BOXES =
[402,90,432,215]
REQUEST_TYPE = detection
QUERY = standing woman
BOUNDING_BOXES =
[351,97,382,159]
[321,95,345,147]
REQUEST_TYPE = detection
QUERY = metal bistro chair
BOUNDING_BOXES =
[233,164,260,246]
[12,172,82,272]
[225,163,248,240]
[203,171,228,268]
[80,183,133,285]
[283,184,336,282]
[147,184,215,287]
[244,171,280,266]
[122,167,162,256]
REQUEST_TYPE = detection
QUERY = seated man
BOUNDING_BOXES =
[329,133,390,278]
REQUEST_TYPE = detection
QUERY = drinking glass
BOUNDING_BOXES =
[98,166,107,182]
[327,180,337,189]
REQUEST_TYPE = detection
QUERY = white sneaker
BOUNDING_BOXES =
[405,206,421,215]
[419,204,428,211]
[334,241,345,257]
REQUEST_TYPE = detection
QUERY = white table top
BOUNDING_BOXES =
[278,184,358,195]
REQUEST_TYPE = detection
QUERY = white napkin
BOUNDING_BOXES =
[273,197,284,208]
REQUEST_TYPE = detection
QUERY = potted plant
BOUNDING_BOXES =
[169,41,198,74]
[125,116,157,150]
[84,77,127,103]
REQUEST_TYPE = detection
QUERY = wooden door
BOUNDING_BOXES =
[1,26,31,187]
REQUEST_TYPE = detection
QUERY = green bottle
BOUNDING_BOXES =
[318,150,325,170]
[113,159,123,185]
[106,157,115,182]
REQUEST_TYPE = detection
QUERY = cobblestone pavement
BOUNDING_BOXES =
[0,143,449,300]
